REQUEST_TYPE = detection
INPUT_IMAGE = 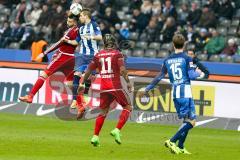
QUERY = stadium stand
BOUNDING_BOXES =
[0,0,239,63]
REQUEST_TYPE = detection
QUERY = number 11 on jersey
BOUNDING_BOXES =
[100,57,113,74]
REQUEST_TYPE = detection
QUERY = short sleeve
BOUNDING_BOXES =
[92,22,102,36]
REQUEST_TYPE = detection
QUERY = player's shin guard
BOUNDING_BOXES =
[170,121,193,143]
[178,131,189,149]
[94,114,107,136]
[72,75,80,100]
[116,109,131,130]
[30,76,46,97]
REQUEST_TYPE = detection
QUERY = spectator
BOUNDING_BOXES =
[50,5,66,41]
[152,0,162,16]
[129,0,143,11]
[187,49,209,79]
[198,5,217,28]
[29,2,42,26]
[119,22,130,40]
[186,24,197,43]
[194,28,210,51]
[0,21,11,40]
[130,8,149,33]
[178,3,189,25]
[207,0,219,14]
[162,0,177,19]
[31,32,48,63]
[15,0,27,24]
[0,21,24,48]
[99,21,111,35]
[187,2,202,25]
[159,16,176,43]
[204,29,225,56]
[37,4,52,27]
[141,0,153,15]
[218,0,235,20]
[221,38,238,56]
[144,19,159,42]
[20,24,34,49]
[101,7,121,26]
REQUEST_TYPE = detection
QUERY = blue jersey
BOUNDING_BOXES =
[146,52,200,99]
[76,20,102,56]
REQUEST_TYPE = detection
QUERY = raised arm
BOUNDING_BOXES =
[62,34,80,46]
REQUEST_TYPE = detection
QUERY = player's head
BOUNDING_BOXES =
[79,8,92,24]
[67,14,78,28]
[172,33,185,50]
[103,34,117,49]
[187,49,195,58]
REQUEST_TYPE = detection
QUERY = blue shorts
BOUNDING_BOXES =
[173,98,196,120]
[74,54,94,72]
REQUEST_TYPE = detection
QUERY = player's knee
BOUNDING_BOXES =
[185,118,196,127]
[40,71,48,79]
[190,120,196,127]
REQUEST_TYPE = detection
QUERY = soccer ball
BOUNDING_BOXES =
[70,3,82,15]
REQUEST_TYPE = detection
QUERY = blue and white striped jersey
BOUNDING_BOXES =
[146,52,200,99]
[76,20,102,56]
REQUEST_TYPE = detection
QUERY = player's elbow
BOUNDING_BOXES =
[188,70,199,80]
[72,41,78,46]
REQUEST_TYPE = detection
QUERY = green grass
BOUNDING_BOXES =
[0,113,239,160]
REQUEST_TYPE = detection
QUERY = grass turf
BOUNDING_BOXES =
[0,113,239,160]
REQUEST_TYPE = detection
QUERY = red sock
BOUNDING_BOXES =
[94,114,106,136]
[76,93,85,108]
[30,76,45,96]
[116,109,131,130]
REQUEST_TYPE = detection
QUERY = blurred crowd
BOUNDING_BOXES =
[0,0,240,61]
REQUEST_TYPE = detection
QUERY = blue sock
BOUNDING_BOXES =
[178,130,189,149]
[72,75,80,100]
[170,122,193,143]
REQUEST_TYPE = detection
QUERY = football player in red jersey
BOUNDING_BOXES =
[19,14,79,105]
[78,34,133,147]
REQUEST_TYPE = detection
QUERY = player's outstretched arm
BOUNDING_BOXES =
[62,38,79,46]
[145,71,165,92]
[145,64,167,92]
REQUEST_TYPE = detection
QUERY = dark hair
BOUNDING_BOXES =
[172,34,185,49]
[103,34,117,49]
[68,14,79,22]
[81,8,92,19]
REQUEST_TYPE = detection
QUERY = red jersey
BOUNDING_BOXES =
[45,26,79,55]
[88,49,125,90]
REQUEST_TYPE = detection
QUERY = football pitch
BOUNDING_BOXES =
[0,113,239,160]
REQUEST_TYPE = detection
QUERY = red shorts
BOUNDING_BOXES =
[99,89,131,109]
[44,51,75,81]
